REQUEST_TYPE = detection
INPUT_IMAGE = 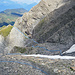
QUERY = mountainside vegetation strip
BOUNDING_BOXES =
[0,8,28,27]
[0,25,13,37]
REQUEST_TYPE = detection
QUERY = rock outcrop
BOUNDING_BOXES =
[4,27,27,54]
[0,35,5,55]
[32,0,75,48]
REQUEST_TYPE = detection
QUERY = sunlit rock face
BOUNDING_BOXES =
[3,27,27,54]
[8,27,26,47]
[0,35,5,55]
[14,0,70,34]
[0,35,4,43]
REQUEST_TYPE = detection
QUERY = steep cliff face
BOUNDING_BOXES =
[14,0,70,34]
[32,0,75,47]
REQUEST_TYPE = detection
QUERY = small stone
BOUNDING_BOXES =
[58,70,61,73]
[72,60,74,62]
[72,60,75,63]
[12,57,13,59]
[42,63,45,65]
[38,58,42,61]
[20,65,22,67]
[54,68,58,73]
[71,71,74,73]
[4,67,9,69]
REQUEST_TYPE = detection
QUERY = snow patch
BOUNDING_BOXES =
[63,44,75,54]
[22,54,75,59]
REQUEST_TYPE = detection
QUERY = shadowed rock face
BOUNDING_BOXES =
[14,0,70,34]
[32,0,75,47]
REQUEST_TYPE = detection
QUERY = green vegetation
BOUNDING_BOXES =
[37,18,45,30]
[13,46,27,53]
[0,25,6,30]
[11,46,33,54]
[0,25,13,37]
[0,8,27,27]
[34,18,45,33]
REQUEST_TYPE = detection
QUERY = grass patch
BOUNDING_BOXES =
[13,46,27,53]
[70,67,75,71]
[35,18,45,32]
[0,25,6,30]
[0,25,13,37]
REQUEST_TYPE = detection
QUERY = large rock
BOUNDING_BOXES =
[4,27,27,54]
[8,27,26,47]
[0,35,4,44]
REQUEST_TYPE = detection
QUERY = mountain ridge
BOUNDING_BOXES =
[0,8,28,27]
[0,0,37,12]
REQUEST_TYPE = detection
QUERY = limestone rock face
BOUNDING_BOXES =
[8,27,26,47]
[14,0,70,34]
[0,35,4,44]
[0,35,5,55]
[3,27,27,54]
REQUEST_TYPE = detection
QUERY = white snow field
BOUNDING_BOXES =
[62,44,75,54]
[22,54,75,59]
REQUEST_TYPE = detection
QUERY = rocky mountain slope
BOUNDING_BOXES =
[0,0,75,75]
[0,54,75,75]
[32,0,75,50]
[14,0,70,34]
[0,0,75,56]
